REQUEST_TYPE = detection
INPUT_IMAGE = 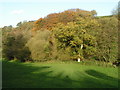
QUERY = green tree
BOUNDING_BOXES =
[91,10,97,17]
[17,22,22,27]
[96,16,118,62]
[53,17,99,60]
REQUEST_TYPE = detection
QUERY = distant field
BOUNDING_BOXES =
[2,60,119,88]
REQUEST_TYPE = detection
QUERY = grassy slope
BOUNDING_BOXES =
[2,60,119,88]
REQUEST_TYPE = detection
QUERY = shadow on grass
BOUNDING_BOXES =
[85,70,118,81]
[2,60,74,88]
[82,70,119,88]
[2,60,119,88]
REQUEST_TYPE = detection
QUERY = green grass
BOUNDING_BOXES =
[2,60,119,88]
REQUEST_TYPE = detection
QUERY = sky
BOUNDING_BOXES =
[0,0,119,27]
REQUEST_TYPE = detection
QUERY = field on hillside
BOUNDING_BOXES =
[2,60,119,88]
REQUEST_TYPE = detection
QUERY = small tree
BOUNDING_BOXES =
[16,22,22,27]
[91,10,97,17]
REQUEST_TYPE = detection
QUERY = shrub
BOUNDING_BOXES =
[2,33,31,62]
[27,30,52,62]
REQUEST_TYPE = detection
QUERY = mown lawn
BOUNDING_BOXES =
[2,60,119,88]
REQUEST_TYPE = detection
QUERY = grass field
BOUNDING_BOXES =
[2,60,119,88]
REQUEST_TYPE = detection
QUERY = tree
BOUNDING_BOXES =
[53,17,99,60]
[96,16,118,62]
[17,22,22,27]
[112,3,120,18]
[91,10,97,17]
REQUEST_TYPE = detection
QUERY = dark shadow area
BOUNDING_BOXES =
[2,60,76,88]
[84,70,119,88]
[2,60,119,88]
[85,70,118,81]
[2,60,52,88]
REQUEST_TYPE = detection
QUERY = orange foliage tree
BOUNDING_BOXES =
[32,9,97,32]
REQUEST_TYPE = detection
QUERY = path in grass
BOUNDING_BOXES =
[2,60,119,88]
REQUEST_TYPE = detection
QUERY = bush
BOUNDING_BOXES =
[27,30,52,62]
[55,49,71,61]
[2,33,31,62]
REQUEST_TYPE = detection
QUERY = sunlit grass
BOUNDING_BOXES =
[3,60,119,88]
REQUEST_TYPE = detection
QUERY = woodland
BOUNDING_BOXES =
[1,8,119,88]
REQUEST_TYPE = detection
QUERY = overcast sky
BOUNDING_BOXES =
[0,0,119,27]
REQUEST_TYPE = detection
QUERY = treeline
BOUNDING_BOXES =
[2,9,118,64]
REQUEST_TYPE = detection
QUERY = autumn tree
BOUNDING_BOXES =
[33,9,97,31]
[52,16,99,60]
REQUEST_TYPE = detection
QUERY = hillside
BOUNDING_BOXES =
[2,8,118,65]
